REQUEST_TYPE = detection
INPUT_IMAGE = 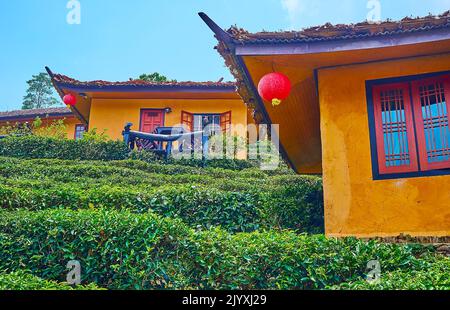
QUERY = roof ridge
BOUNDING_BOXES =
[227,10,450,44]
[52,73,237,87]
[0,107,72,119]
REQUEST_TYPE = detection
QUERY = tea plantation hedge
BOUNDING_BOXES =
[0,156,323,233]
[0,136,129,161]
[331,258,450,290]
[0,136,448,290]
[0,208,446,290]
[0,271,103,290]
[0,135,266,171]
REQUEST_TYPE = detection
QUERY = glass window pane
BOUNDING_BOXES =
[193,115,202,132]
[75,125,86,140]
[419,81,450,163]
[193,114,221,134]
[380,89,410,167]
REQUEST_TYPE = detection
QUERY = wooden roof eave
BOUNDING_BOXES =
[198,12,298,171]
[233,27,450,56]
[46,66,89,125]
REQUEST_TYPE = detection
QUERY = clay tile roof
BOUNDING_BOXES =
[0,107,72,121]
[227,10,450,44]
[52,73,237,89]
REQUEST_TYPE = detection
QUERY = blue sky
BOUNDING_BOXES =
[0,0,449,111]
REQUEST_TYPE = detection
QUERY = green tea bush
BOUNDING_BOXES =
[331,258,450,290]
[184,229,437,289]
[0,181,322,233]
[0,136,129,161]
[0,208,440,290]
[130,150,261,171]
[0,156,324,233]
[0,157,266,186]
[0,271,104,290]
[0,183,277,233]
[0,135,290,171]
[0,209,192,289]
[260,176,324,234]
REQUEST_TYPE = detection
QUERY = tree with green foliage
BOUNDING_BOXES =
[22,73,59,110]
[137,72,176,83]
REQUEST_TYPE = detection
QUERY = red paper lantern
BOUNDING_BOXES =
[257,72,291,106]
[63,94,77,106]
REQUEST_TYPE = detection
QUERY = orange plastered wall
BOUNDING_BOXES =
[64,118,80,139]
[318,53,450,238]
[89,98,248,139]
[0,117,80,140]
[88,98,249,157]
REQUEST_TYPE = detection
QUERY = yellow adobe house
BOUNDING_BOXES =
[201,11,450,238]
[0,107,85,139]
[46,67,251,156]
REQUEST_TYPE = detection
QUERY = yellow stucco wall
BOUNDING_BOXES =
[36,117,80,140]
[318,53,450,238]
[88,98,248,158]
[0,117,81,140]
[63,117,81,140]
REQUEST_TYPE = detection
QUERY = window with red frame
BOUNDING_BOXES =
[220,111,232,132]
[371,74,450,175]
[74,124,87,140]
[181,111,232,134]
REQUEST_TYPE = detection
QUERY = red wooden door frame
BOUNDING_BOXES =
[139,109,165,133]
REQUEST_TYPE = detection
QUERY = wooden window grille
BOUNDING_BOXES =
[181,111,194,132]
[372,83,418,174]
[220,111,232,133]
[411,75,450,171]
[371,74,450,176]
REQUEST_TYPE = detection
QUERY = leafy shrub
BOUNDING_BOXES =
[0,208,440,290]
[0,182,311,233]
[260,176,324,234]
[0,271,104,290]
[81,128,110,142]
[0,117,69,140]
[130,149,265,171]
[183,229,436,289]
[0,175,323,234]
[146,186,264,232]
[33,118,69,139]
[0,122,33,136]
[0,209,192,289]
[0,136,129,161]
[331,258,450,290]
[0,135,291,171]
[0,156,324,233]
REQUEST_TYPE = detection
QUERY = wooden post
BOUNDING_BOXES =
[166,141,173,159]
[122,123,133,149]
[202,130,209,166]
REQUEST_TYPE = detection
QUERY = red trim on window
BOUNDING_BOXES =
[411,74,450,171]
[220,111,232,132]
[181,111,193,131]
[74,124,87,140]
[372,82,419,174]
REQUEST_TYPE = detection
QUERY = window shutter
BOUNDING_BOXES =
[220,111,232,133]
[181,111,193,132]
[411,75,450,171]
[372,83,418,174]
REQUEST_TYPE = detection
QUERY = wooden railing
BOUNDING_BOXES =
[122,123,209,159]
